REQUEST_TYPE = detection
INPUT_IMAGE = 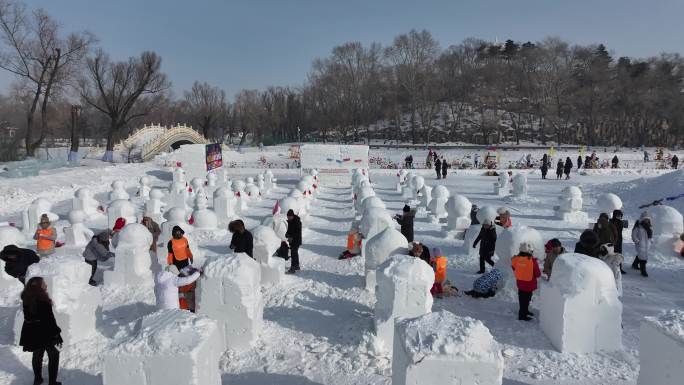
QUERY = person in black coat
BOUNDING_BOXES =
[473,220,497,274]
[555,159,564,179]
[540,154,549,179]
[563,157,573,179]
[0,245,39,284]
[285,209,302,273]
[612,155,619,168]
[20,277,62,385]
[229,219,254,258]
[395,205,415,243]
[435,157,442,179]
[610,209,626,274]
[441,157,449,179]
[409,242,431,265]
[577,155,583,169]
[574,229,599,258]
[672,155,679,169]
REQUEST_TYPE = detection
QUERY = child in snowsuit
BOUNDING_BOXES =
[511,242,541,321]
[33,214,56,258]
[430,247,448,298]
[473,219,497,274]
[465,267,501,298]
[542,238,565,278]
[339,226,362,260]
[167,225,193,270]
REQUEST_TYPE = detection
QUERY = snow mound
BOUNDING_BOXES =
[549,253,619,299]
[644,309,684,342]
[596,193,623,214]
[115,223,153,250]
[476,206,498,224]
[637,309,684,385]
[364,226,409,291]
[594,170,684,216]
[0,226,25,248]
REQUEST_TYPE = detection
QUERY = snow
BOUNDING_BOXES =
[374,255,433,354]
[191,191,219,231]
[196,253,263,351]
[105,223,154,286]
[0,226,26,292]
[144,188,166,223]
[103,309,223,385]
[596,193,623,214]
[512,173,528,197]
[364,226,409,291]
[107,199,137,229]
[637,310,684,385]
[555,186,589,223]
[539,253,622,353]
[392,310,504,385]
[251,225,286,285]
[445,195,472,237]
[109,181,130,201]
[72,187,102,219]
[647,205,684,256]
[63,210,94,247]
[213,187,238,227]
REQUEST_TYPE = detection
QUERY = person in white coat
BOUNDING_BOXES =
[631,213,652,277]
[154,264,200,310]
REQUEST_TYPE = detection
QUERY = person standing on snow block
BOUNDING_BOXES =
[540,154,549,179]
[441,156,449,179]
[631,213,652,277]
[394,204,415,243]
[20,277,62,385]
[167,225,193,270]
[563,157,573,179]
[435,157,442,179]
[555,159,564,180]
[228,219,254,258]
[430,247,448,298]
[574,229,599,258]
[154,264,200,310]
[285,209,302,274]
[0,245,40,285]
[34,214,56,258]
[473,219,497,274]
[511,242,541,321]
[83,231,114,286]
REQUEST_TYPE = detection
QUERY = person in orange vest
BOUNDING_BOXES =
[33,214,56,258]
[167,226,193,270]
[339,225,362,260]
[430,247,448,298]
[511,242,541,321]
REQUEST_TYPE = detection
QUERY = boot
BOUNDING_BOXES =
[620,263,627,275]
[640,261,648,277]
[631,256,640,270]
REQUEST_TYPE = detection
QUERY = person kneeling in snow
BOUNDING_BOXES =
[598,243,623,297]
[167,225,193,270]
[154,264,201,310]
[430,248,448,298]
[339,225,362,260]
[0,245,40,284]
[83,231,114,286]
[465,267,502,298]
[511,242,541,321]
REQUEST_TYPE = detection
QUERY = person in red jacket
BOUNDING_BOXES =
[511,242,541,321]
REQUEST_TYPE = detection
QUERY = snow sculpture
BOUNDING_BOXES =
[191,191,218,231]
[494,171,510,196]
[494,225,544,295]
[251,225,287,285]
[374,255,433,354]
[278,196,302,218]
[160,207,193,242]
[109,180,130,201]
[418,184,432,209]
[360,207,394,260]
[444,195,472,238]
[22,198,59,238]
[213,187,238,227]
[244,181,261,201]
[189,177,206,202]
[295,181,312,209]
[167,179,190,212]
[232,180,248,214]
[15,255,101,345]
[401,173,416,199]
[596,193,622,214]
[262,212,288,241]
[63,210,94,247]
[287,190,307,218]
[107,199,137,230]
[72,188,101,219]
[539,253,622,353]
[197,253,263,351]
[264,170,276,192]
[0,226,26,290]
[412,176,425,200]
[206,172,217,188]
[145,188,167,223]
[173,167,187,184]
[397,169,408,192]
[137,176,151,201]
[364,227,409,291]
[427,185,449,220]
[648,205,684,256]
[392,310,504,385]
[511,173,528,198]
[355,186,375,213]
[103,310,223,385]
[303,175,318,196]
[256,173,265,192]
[104,223,154,286]
[637,309,684,385]
[555,186,588,223]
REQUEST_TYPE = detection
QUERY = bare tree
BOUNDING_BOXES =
[183,81,226,140]
[79,50,170,161]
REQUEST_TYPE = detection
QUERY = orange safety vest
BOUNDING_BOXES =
[36,228,55,251]
[178,282,195,310]
[167,237,193,265]
[433,256,447,283]
[511,255,534,281]
[347,232,361,251]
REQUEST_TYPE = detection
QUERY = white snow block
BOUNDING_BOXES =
[649,205,684,256]
[493,172,510,196]
[191,191,219,231]
[63,210,94,247]
[596,193,623,214]
[392,310,504,385]
[427,185,449,220]
[555,186,588,223]
[72,188,103,220]
[637,309,684,385]
[251,225,286,285]
[364,227,409,291]
[107,199,137,229]
[145,188,167,223]
[103,309,223,385]
[105,223,154,286]
[494,225,544,296]
[0,226,26,290]
[418,185,432,209]
[196,253,263,351]
[445,195,472,238]
[22,198,59,238]
[213,187,238,227]
[15,255,101,345]
[374,255,433,354]
[511,173,528,197]
[539,253,622,353]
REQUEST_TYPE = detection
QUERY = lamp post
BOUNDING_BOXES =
[68,105,82,162]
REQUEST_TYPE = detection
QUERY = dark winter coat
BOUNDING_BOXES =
[574,230,599,257]
[83,237,114,262]
[230,230,254,258]
[441,161,449,176]
[286,215,303,247]
[673,155,679,168]
[473,226,497,257]
[564,158,573,174]
[396,211,415,243]
[610,217,625,253]
[612,156,619,167]
[0,246,39,281]
[541,155,549,174]
[556,161,564,176]
[409,245,431,265]
[435,159,442,172]
[577,156,583,168]
[593,218,618,247]
[19,299,62,352]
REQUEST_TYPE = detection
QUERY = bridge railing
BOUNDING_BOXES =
[140,124,208,161]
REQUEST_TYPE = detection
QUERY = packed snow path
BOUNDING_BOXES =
[0,161,683,384]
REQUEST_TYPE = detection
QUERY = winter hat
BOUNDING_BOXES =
[403,204,411,213]
[165,264,180,276]
[639,211,651,220]
[579,229,599,247]
[519,242,534,254]
[171,225,185,236]
[113,217,126,232]
[432,247,443,257]
[612,209,623,218]
[286,209,295,217]
[549,238,562,248]
[544,240,553,253]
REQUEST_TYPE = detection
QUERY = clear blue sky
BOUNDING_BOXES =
[2,0,682,99]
